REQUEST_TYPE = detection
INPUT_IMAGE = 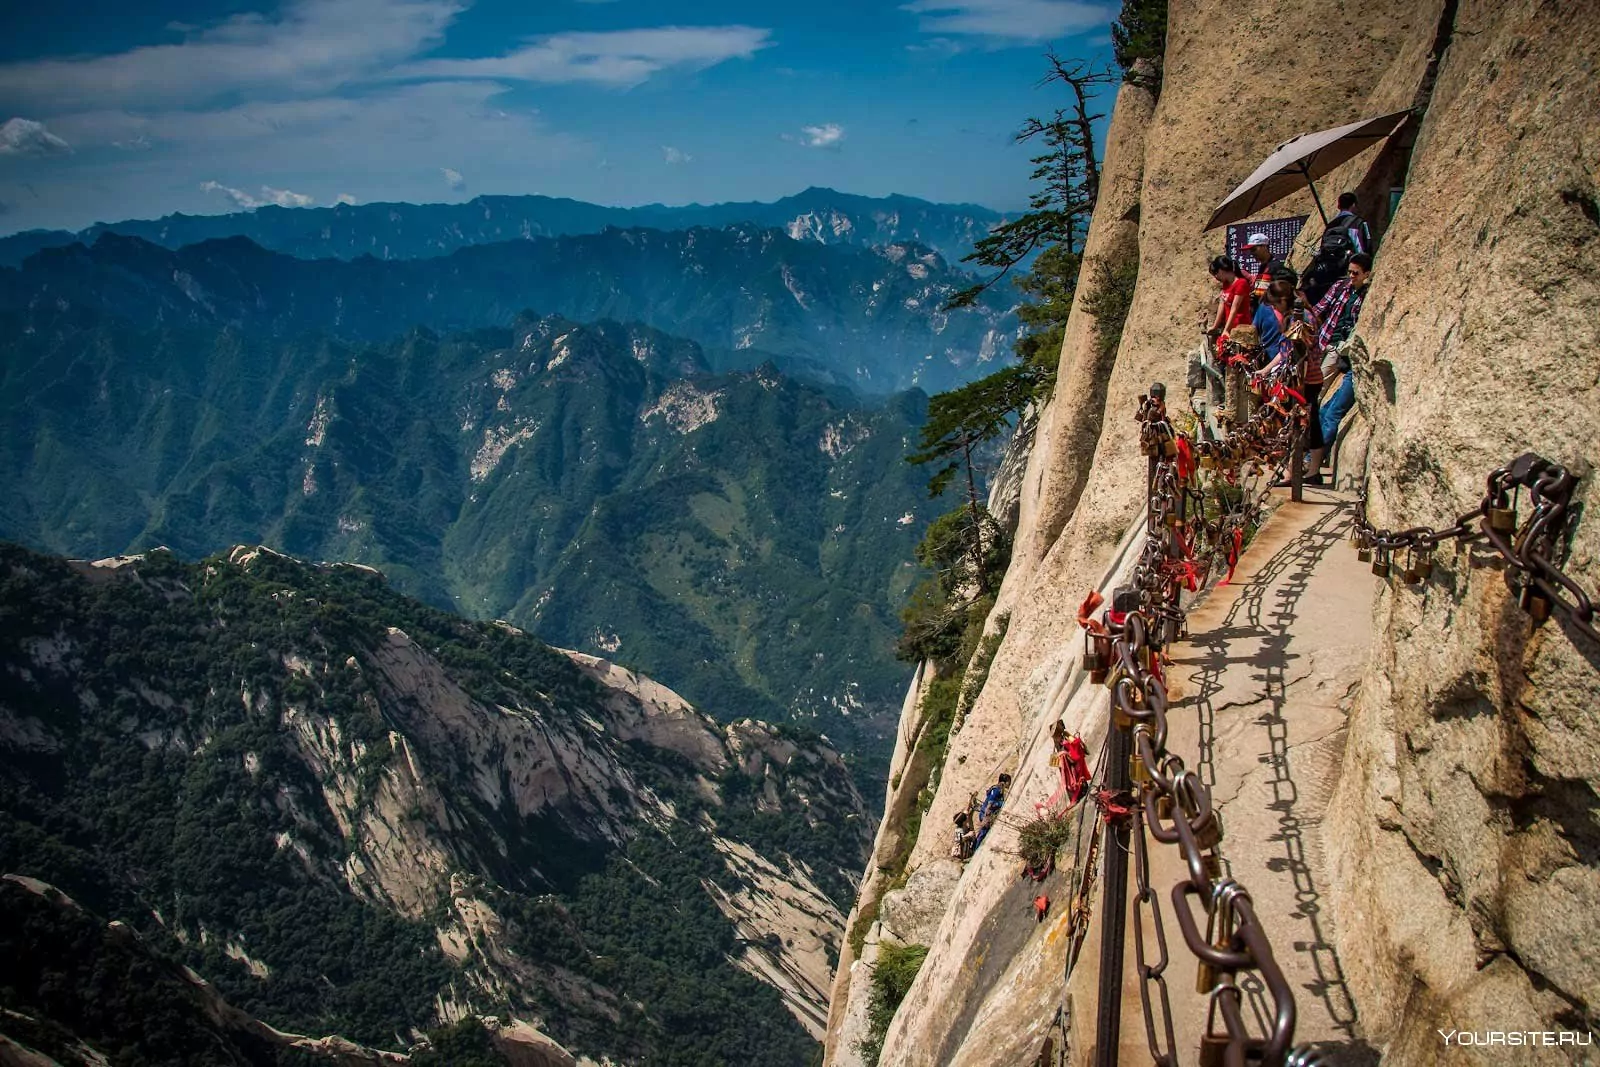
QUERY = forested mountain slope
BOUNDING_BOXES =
[0,313,935,769]
[0,543,870,1064]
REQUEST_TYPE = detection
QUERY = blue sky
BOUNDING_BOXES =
[0,0,1116,234]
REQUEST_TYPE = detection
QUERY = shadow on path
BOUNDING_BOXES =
[1173,503,1370,1061]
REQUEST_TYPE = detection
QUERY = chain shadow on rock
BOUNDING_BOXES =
[1170,503,1370,1062]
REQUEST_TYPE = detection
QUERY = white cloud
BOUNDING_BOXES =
[442,167,466,189]
[0,0,464,114]
[200,180,316,209]
[661,146,692,165]
[0,117,72,156]
[400,25,772,88]
[799,123,844,148]
[900,0,1111,41]
[336,193,358,205]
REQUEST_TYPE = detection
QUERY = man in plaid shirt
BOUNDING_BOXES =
[1308,253,1373,473]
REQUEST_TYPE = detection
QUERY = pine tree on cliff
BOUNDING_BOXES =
[1112,0,1168,94]
[946,55,1110,312]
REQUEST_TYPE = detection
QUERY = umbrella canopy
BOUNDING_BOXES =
[1205,109,1412,231]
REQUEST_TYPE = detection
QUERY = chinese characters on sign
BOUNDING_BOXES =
[1225,216,1308,264]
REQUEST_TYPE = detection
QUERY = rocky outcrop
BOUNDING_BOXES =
[1326,0,1600,1059]
[829,1,1598,1064]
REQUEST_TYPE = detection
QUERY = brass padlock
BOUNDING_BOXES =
[1200,850,1223,882]
[1138,644,1155,671]
[1519,584,1552,624]
[1415,552,1434,581]
[1193,809,1224,850]
[1402,550,1423,585]
[1083,631,1106,677]
[1488,506,1517,533]
[1198,1033,1231,1067]
[1357,545,1373,563]
[1162,436,1178,459]
[1157,793,1176,821]
[1129,751,1152,786]
[1371,550,1391,579]
[1103,660,1124,692]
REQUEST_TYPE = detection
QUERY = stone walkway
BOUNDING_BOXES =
[1134,487,1380,1064]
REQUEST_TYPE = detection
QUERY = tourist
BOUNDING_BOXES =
[1252,278,1295,364]
[1207,255,1253,354]
[1245,233,1295,305]
[1301,192,1373,304]
[1308,253,1374,469]
[974,773,1011,846]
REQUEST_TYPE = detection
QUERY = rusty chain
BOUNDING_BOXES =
[1351,452,1597,646]
[1078,366,1593,1066]
[1077,380,1316,1067]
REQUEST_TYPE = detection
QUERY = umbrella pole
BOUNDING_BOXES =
[1301,166,1331,225]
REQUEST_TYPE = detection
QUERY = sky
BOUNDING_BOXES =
[0,0,1117,235]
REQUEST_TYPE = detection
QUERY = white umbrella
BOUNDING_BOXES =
[1205,109,1412,230]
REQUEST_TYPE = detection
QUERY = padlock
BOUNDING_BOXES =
[1519,584,1552,624]
[1157,793,1176,821]
[1129,751,1152,786]
[1357,543,1372,563]
[1488,506,1517,533]
[1415,551,1434,581]
[1193,809,1224,850]
[1163,617,1181,646]
[1200,850,1224,882]
[1162,436,1178,459]
[1198,1033,1231,1067]
[1138,644,1155,672]
[1371,550,1391,579]
[1402,550,1423,585]
[1083,631,1106,677]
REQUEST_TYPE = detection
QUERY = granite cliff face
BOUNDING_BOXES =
[826,1,1599,1063]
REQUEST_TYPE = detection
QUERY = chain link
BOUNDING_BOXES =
[1080,369,1594,1067]
[1076,380,1313,1067]
[1350,452,1596,645]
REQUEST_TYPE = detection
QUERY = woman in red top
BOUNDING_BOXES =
[1208,255,1252,357]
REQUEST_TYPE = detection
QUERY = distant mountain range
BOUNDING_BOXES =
[0,187,1007,269]
[1,225,1015,395]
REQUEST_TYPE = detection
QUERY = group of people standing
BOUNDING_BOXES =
[1204,192,1375,484]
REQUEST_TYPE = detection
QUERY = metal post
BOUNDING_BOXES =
[1093,713,1132,1067]
[1299,165,1331,225]
[1290,428,1305,503]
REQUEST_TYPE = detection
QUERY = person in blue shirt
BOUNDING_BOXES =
[1252,278,1296,365]
[974,773,1011,846]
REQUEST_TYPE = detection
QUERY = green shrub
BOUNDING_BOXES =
[857,942,930,1066]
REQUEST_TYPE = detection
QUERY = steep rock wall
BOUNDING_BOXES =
[1326,0,1600,1059]
[819,0,1589,1062]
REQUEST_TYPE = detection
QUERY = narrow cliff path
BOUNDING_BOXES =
[1142,485,1379,1063]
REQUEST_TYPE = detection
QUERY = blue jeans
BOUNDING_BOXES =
[1321,372,1355,445]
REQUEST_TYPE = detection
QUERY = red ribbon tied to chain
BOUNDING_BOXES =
[1174,435,1195,481]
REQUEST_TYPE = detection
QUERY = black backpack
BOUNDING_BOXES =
[1318,225,1356,264]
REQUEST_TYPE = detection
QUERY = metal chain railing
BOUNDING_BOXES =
[1350,452,1597,645]
[1077,379,1318,1067]
[1074,365,1592,1066]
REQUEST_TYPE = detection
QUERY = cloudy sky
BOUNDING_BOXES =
[0,0,1116,234]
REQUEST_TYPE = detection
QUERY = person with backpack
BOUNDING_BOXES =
[1300,192,1372,305]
